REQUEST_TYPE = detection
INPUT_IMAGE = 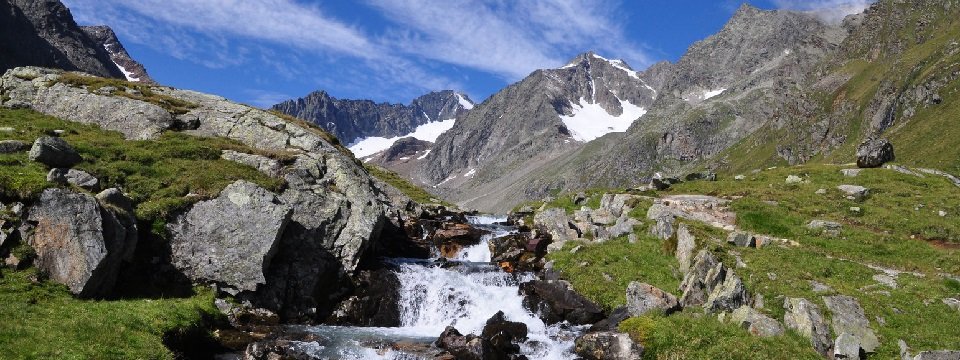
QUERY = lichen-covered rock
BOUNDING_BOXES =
[824,295,879,354]
[856,138,895,168]
[679,250,722,307]
[46,168,99,191]
[28,136,81,167]
[729,306,784,337]
[574,331,643,360]
[25,188,135,297]
[626,282,680,316]
[784,297,831,356]
[675,224,696,273]
[705,269,749,312]
[168,180,292,293]
[679,250,749,312]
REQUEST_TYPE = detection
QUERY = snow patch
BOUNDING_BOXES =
[455,93,474,110]
[592,54,640,80]
[111,60,140,82]
[703,88,726,100]
[348,119,456,158]
[416,150,431,160]
[464,168,476,177]
[560,97,646,142]
[434,174,457,187]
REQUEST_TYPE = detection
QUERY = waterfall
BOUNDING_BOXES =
[302,215,581,359]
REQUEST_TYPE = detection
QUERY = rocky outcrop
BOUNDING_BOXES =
[574,331,643,360]
[783,297,832,356]
[80,25,155,84]
[728,306,784,337]
[168,181,293,293]
[23,188,136,297]
[1,67,175,139]
[221,150,283,177]
[625,282,680,316]
[46,168,98,191]
[856,138,895,168]
[28,135,81,167]
[678,250,750,312]
[520,280,605,325]
[0,0,124,78]
[823,295,880,355]
[435,313,528,360]
[272,89,472,146]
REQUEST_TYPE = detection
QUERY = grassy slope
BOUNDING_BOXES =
[0,269,218,359]
[545,164,960,359]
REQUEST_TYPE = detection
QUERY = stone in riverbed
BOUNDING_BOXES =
[520,280,604,325]
[574,331,643,360]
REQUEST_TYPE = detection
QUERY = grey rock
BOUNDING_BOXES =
[607,216,639,239]
[842,168,862,177]
[727,232,756,247]
[810,280,833,293]
[729,306,784,337]
[536,208,579,251]
[913,351,960,360]
[574,331,643,360]
[0,140,28,153]
[784,297,831,356]
[25,188,135,297]
[873,274,897,289]
[222,150,283,177]
[0,0,125,78]
[46,168,99,191]
[837,185,869,201]
[80,25,155,84]
[650,215,675,240]
[943,298,960,312]
[786,175,803,184]
[807,220,842,237]
[835,332,863,360]
[900,339,912,360]
[626,282,680,316]
[824,295,879,353]
[705,269,750,312]
[816,188,828,195]
[168,180,293,293]
[675,223,696,274]
[679,250,721,307]
[856,138,895,168]
[29,136,81,167]
[734,175,746,181]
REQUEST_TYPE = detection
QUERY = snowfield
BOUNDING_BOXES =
[560,97,646,142]
[348,119,456,158]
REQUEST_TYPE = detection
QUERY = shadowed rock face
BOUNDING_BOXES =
[272,90,473,146]
[0,0,123,78]
[81,25,155,84]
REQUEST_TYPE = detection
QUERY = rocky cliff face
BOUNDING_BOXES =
[81,25,155,84]
[0,0,124,79]
[272,90,473,146]
[416,52,656,209]
[419,5,849,211]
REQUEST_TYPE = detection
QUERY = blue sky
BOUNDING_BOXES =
[61,0,872,108]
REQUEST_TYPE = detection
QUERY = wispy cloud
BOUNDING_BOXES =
[773,0,875,23]
[61,0,650,103]
[368,0,652,79]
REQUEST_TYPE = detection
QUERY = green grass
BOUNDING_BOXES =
[619,313,821,360]
[540,162,960,358]
[0,268,219,359]
[364,164,451,206]
[0,108,285,226]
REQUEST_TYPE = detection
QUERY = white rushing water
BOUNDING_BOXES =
[303,215,580,359]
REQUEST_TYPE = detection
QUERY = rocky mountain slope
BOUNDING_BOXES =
[416,52,657,207]
[272,89,473,149]
[81,25,155,84]
[0,0,124,79]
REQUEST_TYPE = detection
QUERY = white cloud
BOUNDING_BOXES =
[773,0,874,23]
[367,0,652,80]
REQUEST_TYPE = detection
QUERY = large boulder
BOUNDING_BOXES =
[535,208,580,250]
[325,269,401,327]
[856,138,895,168]
[679,250,749,312]
[574,331,643,360]
[482,311,528,357]
[167,180,293,293]
[432,222,487,258]
[824,295,879,354]
[24,188,135,297]
[520,280,604,325]
[626,282,680,316]
[679,250,721,307]
[28,136,81,167]
[783,297,831,356]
